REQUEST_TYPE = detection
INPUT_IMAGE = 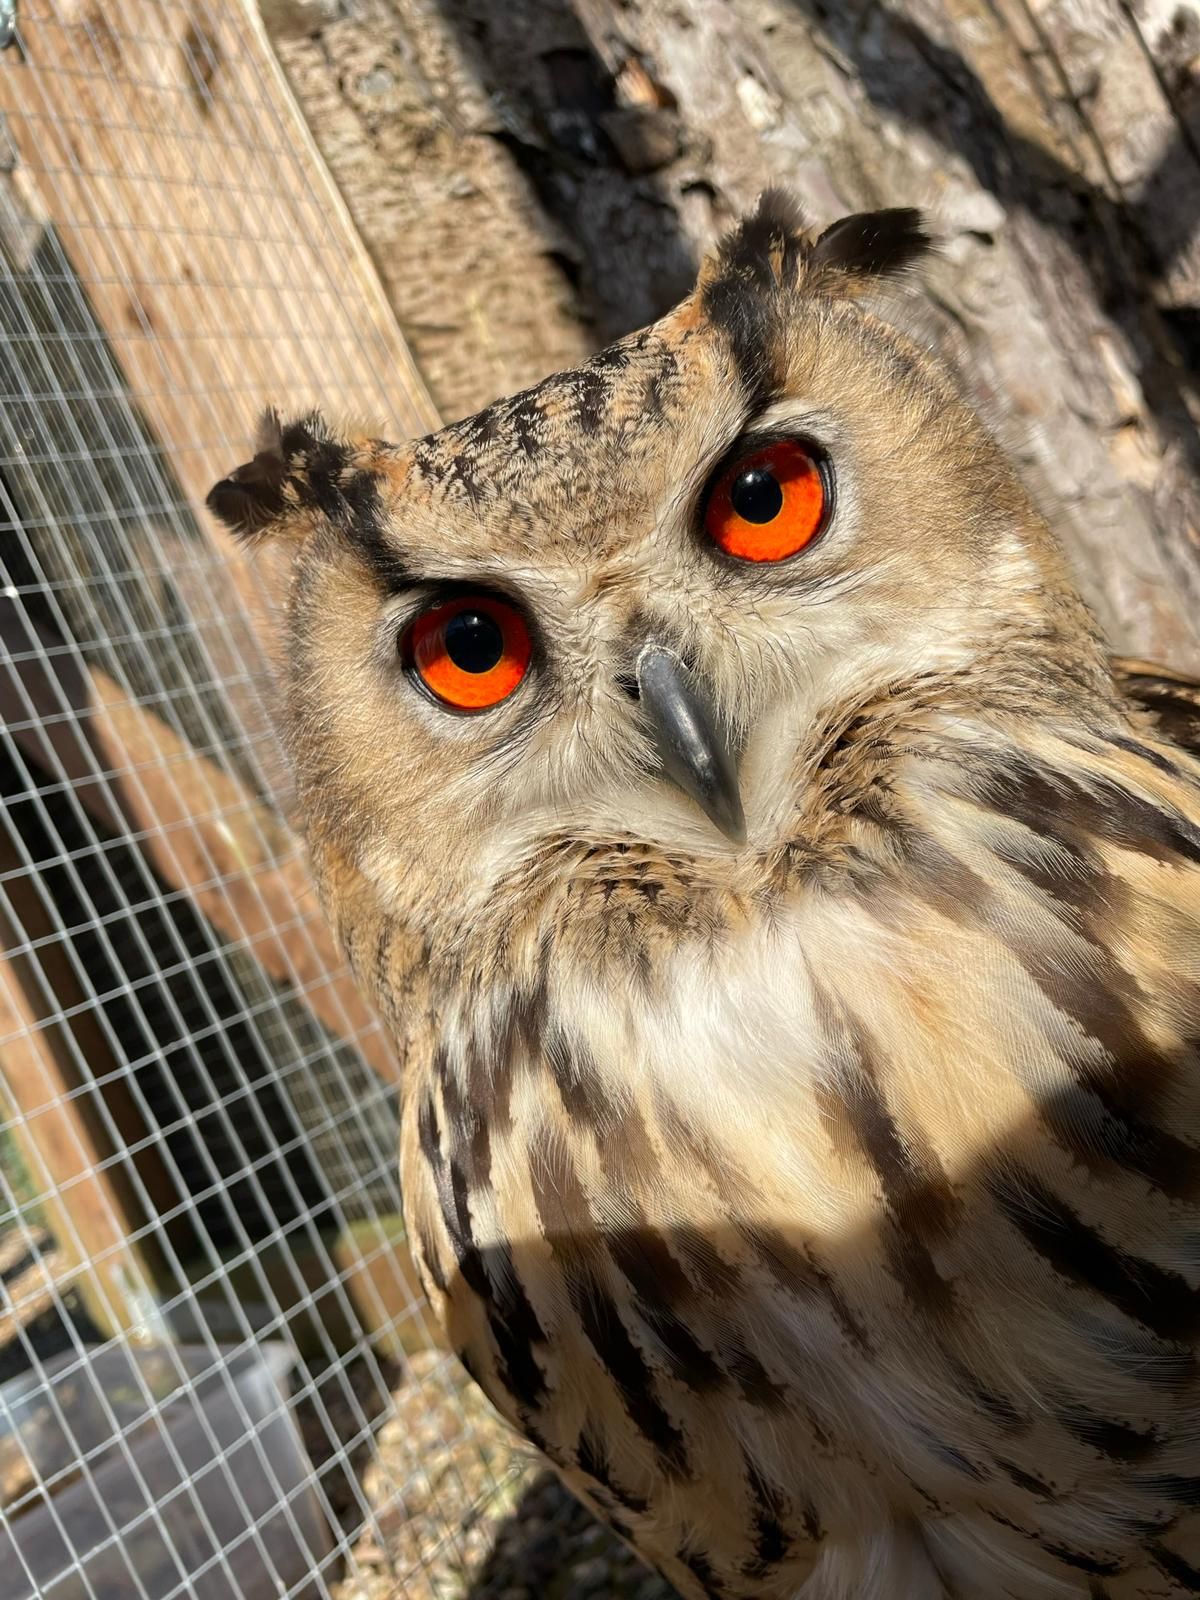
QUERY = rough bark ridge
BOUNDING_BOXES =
[265,0,1200,667]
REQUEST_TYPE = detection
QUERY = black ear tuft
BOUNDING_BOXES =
[206,408,324,542]
[713,187,808,288]
[812,208,934,280]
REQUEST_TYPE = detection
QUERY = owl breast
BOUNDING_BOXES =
[400,729,1200,1599]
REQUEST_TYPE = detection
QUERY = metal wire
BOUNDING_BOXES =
[0,1,504,1594]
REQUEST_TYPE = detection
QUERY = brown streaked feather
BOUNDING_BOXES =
[1113,656,1200,758]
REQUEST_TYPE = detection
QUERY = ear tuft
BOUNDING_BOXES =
[207,408,326,542]
[812,208,934,280]
[709,187,808,289]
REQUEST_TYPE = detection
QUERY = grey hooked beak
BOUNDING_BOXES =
[635,645,746,845]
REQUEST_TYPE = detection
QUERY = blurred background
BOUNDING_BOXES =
[0,1,1196,1597]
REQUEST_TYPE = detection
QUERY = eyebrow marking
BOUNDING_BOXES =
[295,439,411,594]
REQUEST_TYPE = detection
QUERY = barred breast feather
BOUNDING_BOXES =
[400,670,1200,1600]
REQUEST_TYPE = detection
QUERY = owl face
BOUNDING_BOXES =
[210,197,1098,952]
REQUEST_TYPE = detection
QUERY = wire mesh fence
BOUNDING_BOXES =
[0,0,529,1593]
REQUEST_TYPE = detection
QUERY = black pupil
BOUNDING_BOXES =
[729,466,784,524]
[444,609,505,673]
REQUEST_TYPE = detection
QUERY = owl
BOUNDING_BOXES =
[210,194,1200,1599]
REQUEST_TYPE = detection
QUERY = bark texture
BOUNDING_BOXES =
[264,0,1200,666]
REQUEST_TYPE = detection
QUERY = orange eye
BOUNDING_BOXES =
[704,439,828,562]
[405,594,532,711]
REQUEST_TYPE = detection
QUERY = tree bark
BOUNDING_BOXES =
[264,0,1200,668]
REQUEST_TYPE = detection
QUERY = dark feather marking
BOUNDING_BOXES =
[485,969,551,1135]
[206,459,287,537]
[742,1457,793,1576]
[454,400,502,457]
[1133,696,1200,752]
[1136,1475,1200,1507]
[596,1200,731,1395]
[417,1086,442,1168]
[208,414,409,589]
[701,274,779,409]
[445,449,486,505]
[446,1158,490,1297]
[986,826,1120,928]
[919,1430,987,1481]
[591,341,634,373]
[657,1099,750,1192]
[416,1225,448,1293]
[457,1346,481,1384]
[1084,1322,1199,1391]
[674,1222,744,1300]
[946,1359,1023,1432]
[570,1263,691,1475]
[544,1026,609,1132]
[988,1166,1200,1343]
[901,827,1200,1198]
[372,916,395,997]
[725,1339,788,1410]
[1108,732,1183,777]
[510,393,544,458]
[293,431,407,593]
[480,1247,550,1413]
[529,1125,594,1250]
[571,366,610,433]
[593,1104,781,1397]
[607,1222,693,1305]
[427,1117,549,1410]
[902,832,1151,1073]
[640,1302,726,1394]
[575,1419,650,1514]
[995,1456,1056,1499]
[1043,1544,1122,1578]
[741,1222,873,1357]
[607,1100,664,1195]
[677,1535,723,1594]
[528,1133,691,1469]
[521,1417,569,1468]
[815,987,958,1316]
[1135,692,1200,721]
[603,1210,779,1403]
[206,408,313,537]
[812,208,933,278]
[418,1083,463,1276]
[713,187,807,287]
[976,753,1200,869]
[534,1120,729,1395]
[440,1060,492,1190]
[642,342,681,419]
[1054,1397,1159,1461]
[1149,1543,1200,1591]
[1036,1080,1200,1202]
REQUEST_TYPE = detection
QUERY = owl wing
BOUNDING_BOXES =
[1111,655,1200,756]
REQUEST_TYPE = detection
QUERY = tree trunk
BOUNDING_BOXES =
[264,0,1200,669]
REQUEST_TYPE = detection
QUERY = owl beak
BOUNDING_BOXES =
[635,645,746,845]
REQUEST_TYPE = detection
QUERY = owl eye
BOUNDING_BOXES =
[404,594,532,711]
[704,439,829,562]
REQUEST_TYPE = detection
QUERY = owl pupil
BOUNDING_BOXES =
[730,467,783,523]
[443,611,504,673]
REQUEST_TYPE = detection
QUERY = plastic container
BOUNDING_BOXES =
[0,1341,331,1599]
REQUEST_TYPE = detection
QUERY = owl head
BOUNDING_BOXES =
[209,194,1109,968]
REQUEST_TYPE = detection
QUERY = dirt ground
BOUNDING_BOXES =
[328,1352,680,1600]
